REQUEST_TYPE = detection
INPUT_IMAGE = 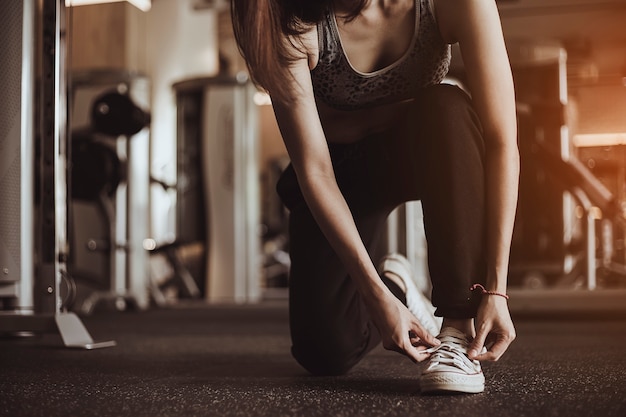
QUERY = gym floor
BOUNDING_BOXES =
[1,298,626,417]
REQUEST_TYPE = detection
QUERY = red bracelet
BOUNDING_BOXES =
[470,283,510,300]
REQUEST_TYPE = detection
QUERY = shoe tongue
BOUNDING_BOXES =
[437,327,469,344]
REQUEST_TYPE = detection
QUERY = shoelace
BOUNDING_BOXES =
[423,334,480,374]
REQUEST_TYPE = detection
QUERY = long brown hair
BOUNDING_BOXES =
[231,0,367,102]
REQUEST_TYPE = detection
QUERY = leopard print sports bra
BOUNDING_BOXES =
[310,0,451,110]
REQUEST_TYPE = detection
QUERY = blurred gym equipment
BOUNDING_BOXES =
[173,75,261,303]
[0,0,36,314]
[0,0,115,348]
[506,41,626,292]
[68,73,151,314]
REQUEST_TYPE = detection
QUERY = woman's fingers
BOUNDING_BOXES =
[403,343,430,363]
[376,294,441,363]
[468,324,489,359]
[418,328,441,348]
[406,323,440,362]
[383,324,438,363]
[471,330,516,361]
[468,297,517,361]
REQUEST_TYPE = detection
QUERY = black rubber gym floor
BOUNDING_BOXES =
[1,301,625,417]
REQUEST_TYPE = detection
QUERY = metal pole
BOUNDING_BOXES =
[0,0,115,348]
[38,0,67,315]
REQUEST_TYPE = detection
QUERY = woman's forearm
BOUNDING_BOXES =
[298,173,389,298]
[434,0,519,295]
[484,142,520,294]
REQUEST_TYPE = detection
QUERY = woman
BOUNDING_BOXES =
[232,0,518,394]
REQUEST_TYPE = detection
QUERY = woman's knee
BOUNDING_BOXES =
[407,84,485,163]
[291,340,369,376]
[420,83,473,115]
[413,84,482,138]
[290,320,377,376]
[291,344,358,376]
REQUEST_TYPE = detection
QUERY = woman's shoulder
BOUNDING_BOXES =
[283,24,319,70]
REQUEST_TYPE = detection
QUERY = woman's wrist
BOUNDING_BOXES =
[470,283,509,300]
[485,267,509,294]
[352,270,394,309]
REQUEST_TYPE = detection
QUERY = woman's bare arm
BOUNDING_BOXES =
[436,0,519,360]
[271,34,440,363]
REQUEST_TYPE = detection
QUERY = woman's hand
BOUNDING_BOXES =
[363,289,441,363]
[468,296,516,361]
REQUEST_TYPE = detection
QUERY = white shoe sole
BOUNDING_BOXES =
[420,372,485,394]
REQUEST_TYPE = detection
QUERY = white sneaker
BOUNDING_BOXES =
[378,254,442,336]
[420,327,485,394]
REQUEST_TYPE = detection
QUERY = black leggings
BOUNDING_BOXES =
[276,84,487,375]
